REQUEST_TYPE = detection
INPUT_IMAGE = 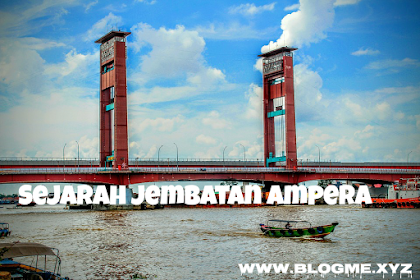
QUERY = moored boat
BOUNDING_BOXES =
[0,242,70,279]
[0,223,11,237]
[260,220,339,238]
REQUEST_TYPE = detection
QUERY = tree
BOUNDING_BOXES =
[318,179,333,188]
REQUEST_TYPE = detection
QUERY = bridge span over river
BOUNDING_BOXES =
[1,158,419,187]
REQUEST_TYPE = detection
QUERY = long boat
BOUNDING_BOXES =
[260,220,339,238]
[0,242,70,279]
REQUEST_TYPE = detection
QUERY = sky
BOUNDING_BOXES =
[0,0,419,164]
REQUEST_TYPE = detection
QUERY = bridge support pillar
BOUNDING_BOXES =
[259,47,298,169]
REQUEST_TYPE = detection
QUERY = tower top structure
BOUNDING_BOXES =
[95,31,131,44]
[258,47,298,58]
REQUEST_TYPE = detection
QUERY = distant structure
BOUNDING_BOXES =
[259,47,298,169]
[95,31,131,168]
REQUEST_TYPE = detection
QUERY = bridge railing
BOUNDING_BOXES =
[0,167,419,175]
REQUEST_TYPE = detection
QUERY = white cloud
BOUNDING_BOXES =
[133,116,184,134]
[128,23,229,106]
[262,0,335,51]
[0,39,47,94]
[18,37,66,50]
[137,0,157,4]
[334,0,361,6]
[194,22,278,40]
[129,142,158,159]
[365,58,420,70]
[229,3,276,16]
[415,115,420,129]
[0,0,78,37]
[202,111,229,129]
[284,3,299,11]
[351,47,380,56]
[85,0,98,12]
[245,83,262,120]
[196,134,217,145]
[131,23,205,78]
[354,125,375,139]
[85,13,123,42]
[44,50,98,78]
[294,62,324,121]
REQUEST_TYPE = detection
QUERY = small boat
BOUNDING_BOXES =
[17,201,36,207]
[0,223,11,237]
[260,220,339,238]
[0,242,70,279]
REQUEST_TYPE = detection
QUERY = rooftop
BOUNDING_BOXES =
[95,30,131,44]
[258,46,298,58]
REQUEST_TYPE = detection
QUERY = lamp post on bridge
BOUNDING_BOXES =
[75,140,79,171]
[239,143,246,168]
[173,143,178,170]
[407,151,412,163]
[315,145,321,168]
[407,151,412,171]
[222,146,228,168]
[63,143,67,171]
[158,145,163,168]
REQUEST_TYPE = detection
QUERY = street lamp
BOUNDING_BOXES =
[407,151,412,163]
[407,151,412,171]
[222,146,228,168]
[315,144,321,168]
[239,143,246,168]
[75,140,79,171]
[158,145,163,167]
[173,143,178,170]
[63,143,67,171]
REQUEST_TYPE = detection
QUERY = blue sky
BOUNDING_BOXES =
[0,0,419,163]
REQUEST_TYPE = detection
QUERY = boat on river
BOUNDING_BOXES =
[260,220,339,238]
[0,242,70,279]
[0,223,11,237]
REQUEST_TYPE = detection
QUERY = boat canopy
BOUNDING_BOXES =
[268,219,308,223]
[0,242,58,258]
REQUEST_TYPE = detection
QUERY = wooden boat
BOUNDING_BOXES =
[0,242,70,279]
[260,220,339,238]
[0,223,11,237]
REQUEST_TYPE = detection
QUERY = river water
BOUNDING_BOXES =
[1,205,419,280]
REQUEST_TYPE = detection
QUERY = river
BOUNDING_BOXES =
[1,205,419,279]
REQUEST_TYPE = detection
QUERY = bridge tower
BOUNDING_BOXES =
[259,47,297,169]
[95,31,131,168]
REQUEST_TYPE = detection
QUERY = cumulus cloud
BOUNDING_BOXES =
[229,2,276,16]
[131,23,205,78]
[354,125,375,139]
[134,116,184,134]
[85,13,123,41]
[202,111,229,129]
[262,0,335,52]
[44,50,98,79]
[196,134,217,145]
[351,47,380,56]
[245,83,262,120]
[294,62,325,121]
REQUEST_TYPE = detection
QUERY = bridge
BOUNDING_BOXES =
[0,158,418,187]
[0,31,419,187]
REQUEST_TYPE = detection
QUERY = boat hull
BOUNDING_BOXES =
[260,223,338,238]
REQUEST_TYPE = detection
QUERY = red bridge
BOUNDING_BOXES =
[1,31,419,187]
[0,159,418,187]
